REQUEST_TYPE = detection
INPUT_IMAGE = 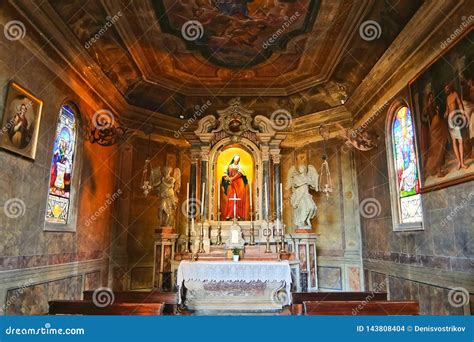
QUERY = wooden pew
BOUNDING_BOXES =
[49,300,164,316]
[303,300,419,315]
[82,291,178,314]
[291,292,388,315]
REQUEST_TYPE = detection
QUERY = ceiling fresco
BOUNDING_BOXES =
[45,0,423,118]
[153,0,320,68]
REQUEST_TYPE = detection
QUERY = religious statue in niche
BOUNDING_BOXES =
[286,164,319,229]
[221,154,248,220]
[151,166,181,227]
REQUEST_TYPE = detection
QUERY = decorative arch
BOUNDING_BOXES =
[44,101,83,231]
[208,136,264,222]
[385,99,423,231]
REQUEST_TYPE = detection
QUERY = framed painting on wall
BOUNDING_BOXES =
[409,30,474,192]
[0,82,43,160]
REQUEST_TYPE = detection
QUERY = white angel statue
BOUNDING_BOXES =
[150,166,181,227]
[286,164,319,229]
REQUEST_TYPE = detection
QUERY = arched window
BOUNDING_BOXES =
[45,104,78,225]
[387,103,423,230]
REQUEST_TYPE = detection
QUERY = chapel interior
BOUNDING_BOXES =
[0,0,473,316]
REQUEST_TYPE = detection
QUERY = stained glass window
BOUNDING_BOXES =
[392,106,422,224]
[45,105,77,224]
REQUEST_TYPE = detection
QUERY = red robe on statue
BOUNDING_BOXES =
[222,164,247,220]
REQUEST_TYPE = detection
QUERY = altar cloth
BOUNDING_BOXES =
[176,260,292,306]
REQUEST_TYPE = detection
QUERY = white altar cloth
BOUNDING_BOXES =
[176,261,292,305]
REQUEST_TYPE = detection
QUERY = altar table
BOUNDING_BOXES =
[177,261,292,311]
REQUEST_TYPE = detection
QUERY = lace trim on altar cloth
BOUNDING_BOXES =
[176,261,292,304]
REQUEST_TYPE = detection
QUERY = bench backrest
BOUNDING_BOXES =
[303,300,419,315]
[49,300,164,316]
[83,291,178,304]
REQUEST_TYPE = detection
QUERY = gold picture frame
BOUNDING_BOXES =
[0,82,43,160]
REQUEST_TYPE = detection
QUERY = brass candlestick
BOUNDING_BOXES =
[197,218,205,253]
[249,209,255,245]
[216,210,223,245]
[263,221,272,253]
[183,218,190,253]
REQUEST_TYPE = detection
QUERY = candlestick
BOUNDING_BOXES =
[201,182,206,216]
[280,182,286,252]
[217,181,221,213]
[249,182,252,209]
[184,183,190,253]
[249,182,255,245]
[264,182,268,220]
[279,182,283,219]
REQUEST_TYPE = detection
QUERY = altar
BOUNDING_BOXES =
[152,99,320,295]
[177,260,292,312]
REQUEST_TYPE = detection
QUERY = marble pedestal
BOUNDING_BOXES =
[153,227,178,291]
[285,233,320,291]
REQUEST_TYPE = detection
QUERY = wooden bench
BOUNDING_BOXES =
[49,300,164,315]
[303,300,419,315]
[291,292,388,315]
[82,291,178,315]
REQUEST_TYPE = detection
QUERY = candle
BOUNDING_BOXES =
[186,183,190,217]
[217,181,221,212]
[249,182,252,209]
[264,182,268,220]
[279,182,283,217]
[201,182,206,216]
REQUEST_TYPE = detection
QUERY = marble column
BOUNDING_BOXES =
[200,146,210,220]
[271,150,281,220]
[190,149,200,219]
[261,146,270,220]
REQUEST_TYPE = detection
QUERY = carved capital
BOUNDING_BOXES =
[200,146,211,161]
[270,149,281,164]
[190,148,201,164]
[261,145,270,161]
